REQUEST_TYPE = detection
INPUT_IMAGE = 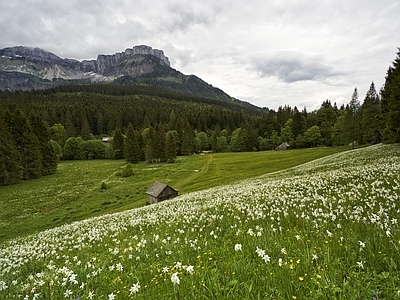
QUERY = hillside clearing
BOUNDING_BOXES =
[0,147,348,242]
[0,144,399,299]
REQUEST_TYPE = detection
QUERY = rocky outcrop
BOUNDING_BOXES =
[0,45,171,82]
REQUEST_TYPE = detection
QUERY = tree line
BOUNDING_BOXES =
[1,48,399,185]
[0,108,58,185]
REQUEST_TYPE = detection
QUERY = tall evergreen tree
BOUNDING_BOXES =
[113,127,125,159]
[292,107,306,140]
[145,139,154,163]
[157,124,166,162]
[316,100,337,146]
[9,109,42,179]
[64,110,76,138]
[381,48,400,143]
[349,88,360,148]
[0,116,21,185]
[124,122,140,163]
[80,115,92,140]
[360,82,381,144]
[29,112,58,175]
[165,130,177,163]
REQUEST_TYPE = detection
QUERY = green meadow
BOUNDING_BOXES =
[0,144,399,299]
[0,147,349,242]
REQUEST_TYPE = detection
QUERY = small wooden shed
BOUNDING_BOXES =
[276,142,290,150]
[146,182,178,204]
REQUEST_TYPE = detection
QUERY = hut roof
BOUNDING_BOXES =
[276,142,290,150]
[147,181,176,197]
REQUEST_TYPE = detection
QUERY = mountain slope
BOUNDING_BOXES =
[0,45,239,104]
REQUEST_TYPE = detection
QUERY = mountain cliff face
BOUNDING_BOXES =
[0,45,237,102]
[0,45,241,103]
[0,45,170,82]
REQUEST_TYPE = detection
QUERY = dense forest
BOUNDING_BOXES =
[1,49,399,186]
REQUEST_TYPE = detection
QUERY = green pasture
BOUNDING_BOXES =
[0,147,349,243]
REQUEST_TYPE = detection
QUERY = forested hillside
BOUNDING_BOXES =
[1,49,399,186]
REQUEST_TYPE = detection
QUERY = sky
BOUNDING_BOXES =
[1,0,399,111]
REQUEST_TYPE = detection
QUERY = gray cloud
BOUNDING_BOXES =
[248,51,342,83]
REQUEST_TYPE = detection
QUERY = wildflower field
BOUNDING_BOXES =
[0,144,399,299]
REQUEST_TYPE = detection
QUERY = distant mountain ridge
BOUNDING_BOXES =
[0,45,170,81]
[0,45,243,105]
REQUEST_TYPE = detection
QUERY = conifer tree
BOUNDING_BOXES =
[29,112,58,175]
[113,127,125,159]
[165,130,177,162]
[125,122,140,163]
[80,115,92,140]
[64,110,76,138]
[9,109,42,179]
[381,48,400,143]
[0,116,21,185]
[157,123,166,162]
[360,82,381,144]
[145,139,154,163]
[349,88,360,148]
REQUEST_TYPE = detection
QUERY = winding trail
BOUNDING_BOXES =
[177,154,213,189]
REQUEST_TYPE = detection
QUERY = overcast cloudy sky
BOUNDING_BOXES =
[1,0,399,110]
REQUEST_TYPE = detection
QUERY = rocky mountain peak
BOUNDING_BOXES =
[0,44,172,84]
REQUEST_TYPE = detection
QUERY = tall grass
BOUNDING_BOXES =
[0,147,348,242]
[0,144,399,299]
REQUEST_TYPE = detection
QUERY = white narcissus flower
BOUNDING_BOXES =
[129,282,140,295]
[185,265,195,274]
[234,244,242,251]
[171,272,180,285]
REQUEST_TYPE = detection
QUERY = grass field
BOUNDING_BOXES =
[0,147,350,242]
[0,144,399,299]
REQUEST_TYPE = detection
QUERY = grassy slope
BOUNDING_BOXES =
[0,147,349,243]
[0,144,398,299]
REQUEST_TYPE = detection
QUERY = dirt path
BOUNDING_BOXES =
[177,154,213,189]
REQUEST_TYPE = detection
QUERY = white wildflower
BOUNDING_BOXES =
[356,261,364,269]
[234,244,242,251]
[185,265,195,274]
[278,258,283,266]
[171,272,180,285]
[0,280,8,291]
[64,289,72,298]
[129,282,140,295]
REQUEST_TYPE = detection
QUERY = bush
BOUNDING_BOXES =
[100,181,108,190]
[116,164,134,177]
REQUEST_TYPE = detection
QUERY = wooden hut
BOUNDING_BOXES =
[276,142,290,150]
[146,182,178,204]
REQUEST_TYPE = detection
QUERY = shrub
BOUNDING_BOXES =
[100,181,108,190]
[116,164,134,177]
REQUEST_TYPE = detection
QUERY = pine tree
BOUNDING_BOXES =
[381,48,400,143]
[29,112,58,175]
[157,124,166,162]
[349,88,360,148]
[64,110,76,138]
[145,140,154,163]
[9,109,42,179]
[125,123,140,163]
[80,115,92,140]
[360,82,381,144]
[292,107,306,139]
[0,116,21,185]
[113,127,125,159]
[165,130,177,163]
